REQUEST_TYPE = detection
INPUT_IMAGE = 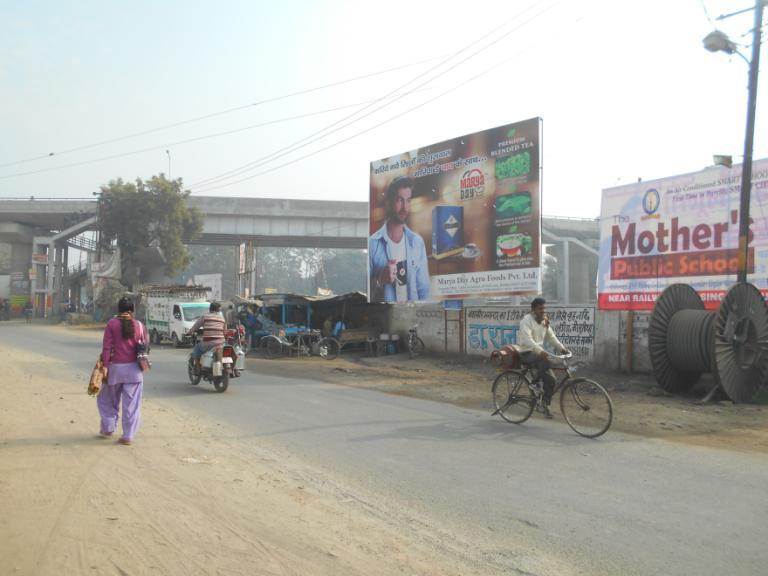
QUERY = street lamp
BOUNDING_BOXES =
[703,0,764,284]
[702,30,738,54]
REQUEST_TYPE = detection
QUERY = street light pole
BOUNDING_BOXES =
[736,0,764,283]
[166,149,171,180]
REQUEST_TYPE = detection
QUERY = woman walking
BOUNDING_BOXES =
[98,296,147,445]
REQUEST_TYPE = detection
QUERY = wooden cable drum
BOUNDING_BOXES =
[714,283,768,403]
[649,284,714,394]
[649,283,768,402]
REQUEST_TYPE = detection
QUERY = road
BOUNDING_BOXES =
[3,323,767,575]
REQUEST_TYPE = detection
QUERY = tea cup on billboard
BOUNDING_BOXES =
[496,233,531,257]
[462,243,481,259]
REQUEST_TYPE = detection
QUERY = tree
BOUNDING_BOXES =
[541,250,559,302]
[322,249,366,294]
[94,278,128,322]
[252,247,366,295]
[98,175,202,286]
[176,244,237,299]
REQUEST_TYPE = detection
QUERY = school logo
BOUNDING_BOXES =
[643,188,660,215]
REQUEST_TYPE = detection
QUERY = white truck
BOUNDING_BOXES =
[142,285,211,347]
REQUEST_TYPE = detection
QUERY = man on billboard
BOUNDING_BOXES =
[369,176,430,302]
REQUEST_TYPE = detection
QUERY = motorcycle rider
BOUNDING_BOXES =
[188,301,227,369]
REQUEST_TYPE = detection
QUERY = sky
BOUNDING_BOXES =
[0,0,765,218]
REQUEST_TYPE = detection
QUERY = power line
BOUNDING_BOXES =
[0,98,407,179]
[699,0,716,26]
[189,1,554,190]
[194,2,590,195]
[194,51,529,194]
[0,55,447,170]
[191,1,558,192]
[189,2,545,188]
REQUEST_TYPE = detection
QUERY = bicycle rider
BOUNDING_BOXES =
[517,297,570,418]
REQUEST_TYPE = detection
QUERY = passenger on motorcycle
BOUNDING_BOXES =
[188,301,227,368]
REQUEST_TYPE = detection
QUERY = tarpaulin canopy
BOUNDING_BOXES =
[254,291,367,307]
[233,294,264,308]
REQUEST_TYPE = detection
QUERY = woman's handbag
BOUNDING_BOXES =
[136,341,151,372]
[136,322,151,372]
[88,357,107,396]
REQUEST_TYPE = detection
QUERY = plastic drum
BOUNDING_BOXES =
[390,334,400,354]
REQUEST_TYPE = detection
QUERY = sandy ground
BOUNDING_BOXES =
[0,332,577,576]
[3,323,766,575]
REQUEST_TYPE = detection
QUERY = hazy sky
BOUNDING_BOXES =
[0,0,765,218]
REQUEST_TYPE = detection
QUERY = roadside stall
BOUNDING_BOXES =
[248,291,389,359]
[251,293,321,358]
[307,292,389,358]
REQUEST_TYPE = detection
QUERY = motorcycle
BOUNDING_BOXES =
[187,327,246,393]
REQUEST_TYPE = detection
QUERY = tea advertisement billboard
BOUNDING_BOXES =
[368,118,542,302]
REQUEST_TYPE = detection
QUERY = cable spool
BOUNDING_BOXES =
[649,282,768,402]
[649,284,714,394]
[715,283,768,403]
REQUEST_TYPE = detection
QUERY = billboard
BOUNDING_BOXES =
[369,118,542,302]
[598,159,768,310]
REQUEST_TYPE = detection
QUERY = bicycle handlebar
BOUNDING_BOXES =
[550,351,573,360]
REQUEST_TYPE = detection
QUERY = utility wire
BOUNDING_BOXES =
[0,55,446,170]
[189,1,554,190]
[699,0,716,26]
[196,50,529,194]
[0,97,426,179]
[195,3,587,195]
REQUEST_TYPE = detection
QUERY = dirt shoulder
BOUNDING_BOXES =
[2,339,562,576]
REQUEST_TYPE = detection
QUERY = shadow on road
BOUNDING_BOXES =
[349,418,591,448]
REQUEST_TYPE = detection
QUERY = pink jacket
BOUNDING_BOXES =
[101,317,148,367]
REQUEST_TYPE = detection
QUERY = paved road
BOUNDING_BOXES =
[4,323,767,575]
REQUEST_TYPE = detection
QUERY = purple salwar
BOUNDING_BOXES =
[98,361,143,441]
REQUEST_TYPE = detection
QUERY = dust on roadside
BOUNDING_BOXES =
[2,333,571,576]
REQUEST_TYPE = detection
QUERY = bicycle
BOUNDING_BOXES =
[264,329,322,359]
[491,352,613,438]
[407,325,425,359]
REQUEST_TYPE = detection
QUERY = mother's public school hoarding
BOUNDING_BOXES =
[598,159,768,310]
[369,118,542,303]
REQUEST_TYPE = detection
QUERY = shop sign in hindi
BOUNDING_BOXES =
[465,306,595,360]
[598,159,768,310]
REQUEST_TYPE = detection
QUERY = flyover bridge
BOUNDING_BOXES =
[0,196,368,249]
[0,196,598,312]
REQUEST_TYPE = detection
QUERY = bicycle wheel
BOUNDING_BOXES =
[560,378,613,438]
[318,337,340,360]
[491,370,535,424]
[264,336,283,359]
[408,335,425,358]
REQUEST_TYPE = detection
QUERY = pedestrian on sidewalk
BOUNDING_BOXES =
[97,296,148,445]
